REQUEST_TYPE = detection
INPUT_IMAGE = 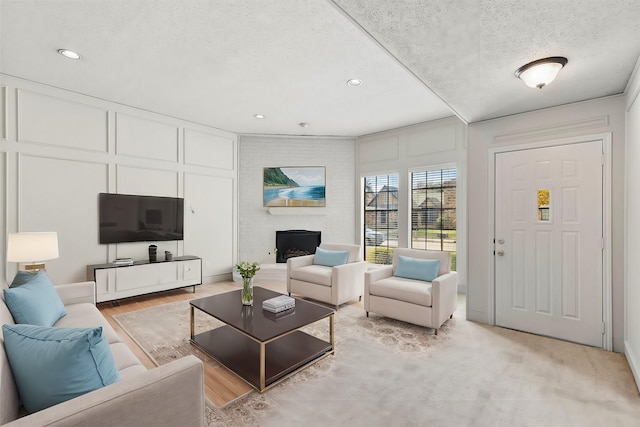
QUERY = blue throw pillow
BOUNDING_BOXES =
[9,270,42,288]
[394,256,441,282]
[2,324,120,414]
[313,247,350,267]
[3,270,67,326]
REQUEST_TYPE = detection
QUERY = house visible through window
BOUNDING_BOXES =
[411,168,457,271]
[363,174,398,264]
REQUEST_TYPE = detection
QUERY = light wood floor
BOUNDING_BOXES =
[97,281,262,407]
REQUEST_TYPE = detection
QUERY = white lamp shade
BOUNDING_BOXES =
[7,232,59,263]
[518,62,564,88]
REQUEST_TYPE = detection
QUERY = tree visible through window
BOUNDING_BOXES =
[363,174,398,264]
[411,168,456,271]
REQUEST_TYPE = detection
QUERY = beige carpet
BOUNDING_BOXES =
[113,283,640,427]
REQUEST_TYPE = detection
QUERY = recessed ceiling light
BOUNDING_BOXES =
[57,49,81,60]
[254,114,265,119]
[347,78,362,86]
[299,122,310,128]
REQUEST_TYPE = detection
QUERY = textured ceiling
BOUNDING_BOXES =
[0,0,452,137]
[333,0,640,123]
[1,0,639,136]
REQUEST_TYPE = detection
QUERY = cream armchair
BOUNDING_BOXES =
[364,248,457,334]
[287,243,367,310]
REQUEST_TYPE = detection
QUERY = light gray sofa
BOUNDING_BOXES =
[0,280,205,426]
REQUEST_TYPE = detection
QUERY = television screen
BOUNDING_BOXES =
[99,193,184,244]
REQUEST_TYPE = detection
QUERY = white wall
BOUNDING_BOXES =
[467,95,626,352]
[624,57,640,387]
[0,74,237,286]
[238,135,356,264]
[356,117,467,288]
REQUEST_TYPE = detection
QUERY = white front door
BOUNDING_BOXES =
[495,141,604,347]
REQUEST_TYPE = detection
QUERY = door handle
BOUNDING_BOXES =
[496,250,505,256]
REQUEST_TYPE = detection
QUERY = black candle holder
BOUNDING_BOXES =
[148,245,157,262]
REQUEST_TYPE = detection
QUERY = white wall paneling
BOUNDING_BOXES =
[358,135,399,164]
[17,90,108,152]
[184,173,235,282]
[0,152,6,286]
[18,154,108,283]
[184,128,235,170]
[0,86,6,140]
[468,95,626,352]
[115,113,179,162]
[116,165,179,198]
[624,56,640,389]
[356,117,467,289]
[407,124,456,156]
[238,135,356,265]
[1,73,237,287]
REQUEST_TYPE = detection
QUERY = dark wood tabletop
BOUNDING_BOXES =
[190,286,334,342]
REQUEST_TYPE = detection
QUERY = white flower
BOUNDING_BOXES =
[235,261,261,278]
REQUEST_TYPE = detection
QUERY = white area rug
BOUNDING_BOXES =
[114,286,640,427]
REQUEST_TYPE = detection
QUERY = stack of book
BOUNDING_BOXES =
[262,295,295,313]
[112,258,134,266]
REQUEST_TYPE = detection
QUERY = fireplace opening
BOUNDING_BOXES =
[276,230,321,263]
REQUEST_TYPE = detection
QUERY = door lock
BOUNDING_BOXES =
[496,250,505,256]
[497,239,505,244]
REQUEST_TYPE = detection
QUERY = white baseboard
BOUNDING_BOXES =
[625,340,640,393]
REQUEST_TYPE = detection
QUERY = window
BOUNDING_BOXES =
[363,174,398,264]
[411,168,456,271]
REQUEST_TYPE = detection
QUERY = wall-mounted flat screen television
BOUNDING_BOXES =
[99,193,184,244]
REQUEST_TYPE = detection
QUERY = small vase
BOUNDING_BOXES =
[241,277,254,305]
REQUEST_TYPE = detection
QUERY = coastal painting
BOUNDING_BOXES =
[263,167,326,207]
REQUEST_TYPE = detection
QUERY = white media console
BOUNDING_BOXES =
[87,256,202,303]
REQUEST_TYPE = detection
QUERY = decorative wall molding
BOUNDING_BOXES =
[17,153,109,282]
[358,135,399,163]
[625,56,640,112]
[493,116,610,145]
[17,90,108,152]
[0,86,6,140]
[115,164,180,198]
[0,152,6,285]
[407,124,456,155]
[184,172,235,279]
[184,128,235,170]
[115,113,179,162]
[1,75,238,284]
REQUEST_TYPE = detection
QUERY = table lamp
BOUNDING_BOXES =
[7,232,59,271]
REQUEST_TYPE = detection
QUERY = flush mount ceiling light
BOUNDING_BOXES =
[347,78,362,86]
[57,49,81,60]
[515,56,568,89]
[254,114,265,119]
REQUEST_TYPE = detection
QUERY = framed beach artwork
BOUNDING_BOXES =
[263,166,326,207]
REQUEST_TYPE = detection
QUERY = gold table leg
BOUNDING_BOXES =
[259,342,266,391]
[330,313,335,354]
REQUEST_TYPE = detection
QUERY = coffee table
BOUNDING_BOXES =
[189,286,335,392]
